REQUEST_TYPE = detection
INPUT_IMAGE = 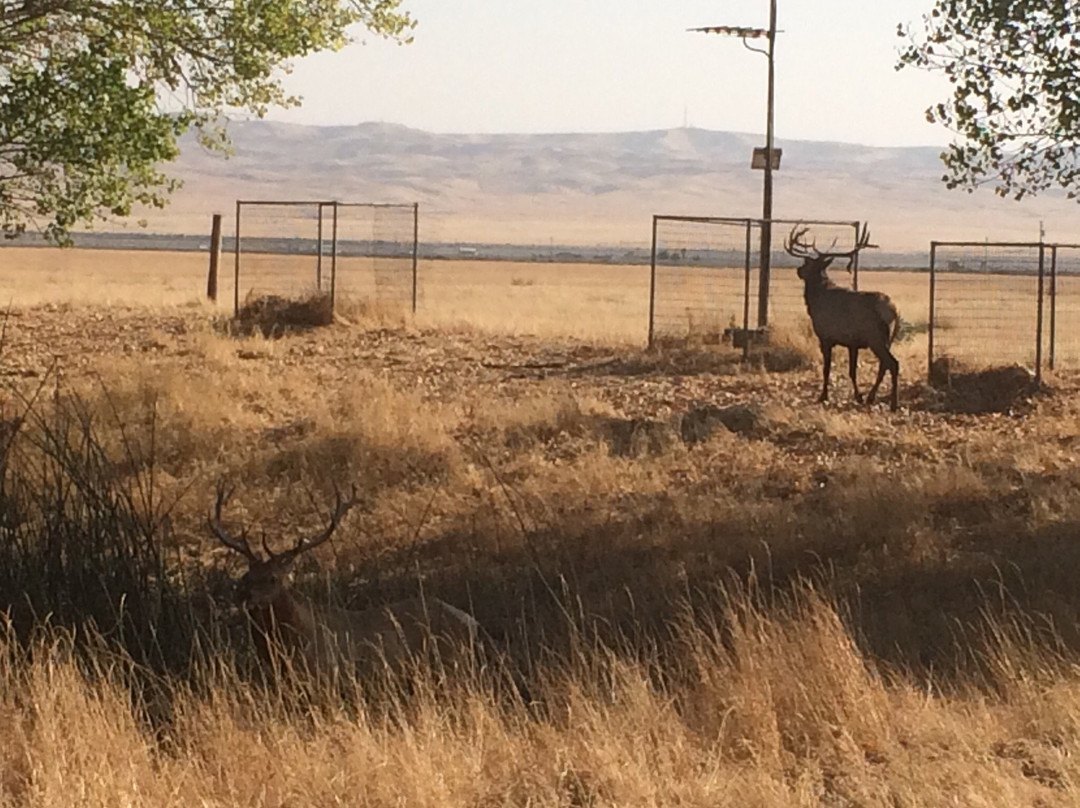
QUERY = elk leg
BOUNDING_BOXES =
[868,349,900,410]
[867,361,887,404]
[889,353,900,412]
[847,346,863,404]
[819,342,833,403]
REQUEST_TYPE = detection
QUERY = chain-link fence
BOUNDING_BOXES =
[648,216,862,348]
[234,200,418,314]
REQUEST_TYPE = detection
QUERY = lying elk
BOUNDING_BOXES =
[209,483,481,673]
[785,224,901,411]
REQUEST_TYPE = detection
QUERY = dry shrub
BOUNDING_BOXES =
[746,322,816,373]
[927,356,1040,413]
[231,292,335,337]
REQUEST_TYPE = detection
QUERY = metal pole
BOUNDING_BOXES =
[330,201,339,309]
[648,216,658,348]
[411,202,420,314]
[316,204,324,292]
[928,242,936,383]
[1050,245,1058,370]
[1035,243,1044,384]
[233,201,242,316]
[756,0,777,328]
[743,220,753,361]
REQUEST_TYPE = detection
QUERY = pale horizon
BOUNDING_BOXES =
[261,0,955,150]
[231,117,949,151]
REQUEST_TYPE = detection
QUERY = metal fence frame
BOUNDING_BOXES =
[1045,243,1080,371]
[233,200,419,316]
[648,215,862,350]
[928,240,1080,383]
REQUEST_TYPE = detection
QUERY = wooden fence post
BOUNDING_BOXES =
[207,213,222,301]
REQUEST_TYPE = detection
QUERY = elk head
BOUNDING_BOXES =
[784,223,873,281]
[208,481,359,613]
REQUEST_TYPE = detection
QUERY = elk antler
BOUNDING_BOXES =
[208,481,259,563]
[785,223,875,269]
[280,484,360,563]
[784,225,819,259]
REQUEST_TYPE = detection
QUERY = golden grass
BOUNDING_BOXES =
[7,248,1080,366]
[4,588,1080,807]
[3,266,1080,803]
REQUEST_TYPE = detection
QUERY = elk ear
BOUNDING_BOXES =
[822,256,834,269]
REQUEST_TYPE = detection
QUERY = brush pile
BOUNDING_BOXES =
[232,293,335,337]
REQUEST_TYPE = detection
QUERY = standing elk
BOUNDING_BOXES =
[208,483,481,673]
[784,224,901,411]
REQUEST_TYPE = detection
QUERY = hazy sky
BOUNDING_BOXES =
[266,1,952,148]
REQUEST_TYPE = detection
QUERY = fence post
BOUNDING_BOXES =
[233,201,242,316]
[1036,243,1045,385]
[330,201,339,310]
[316,204,325,292]
[206,213,221,301]
[1050,245,1058,371]
[928,242,936,383]
[742,220,753,361]
[411,202,419,314]
[648,216,658,348]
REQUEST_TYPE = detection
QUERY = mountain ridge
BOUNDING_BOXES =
[134,121,1077,251]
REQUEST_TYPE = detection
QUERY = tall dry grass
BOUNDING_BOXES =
[3,300,1080,804]
[3,585,1080,806]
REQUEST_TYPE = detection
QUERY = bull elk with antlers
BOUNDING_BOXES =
[785,224,901,411]
[209,483,482,673]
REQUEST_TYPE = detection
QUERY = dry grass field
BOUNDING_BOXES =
[3,249,1080,806]
[7,245,1080,367]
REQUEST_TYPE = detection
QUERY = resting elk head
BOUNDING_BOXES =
[208,481,359,612]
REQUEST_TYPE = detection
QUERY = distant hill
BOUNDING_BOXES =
[126,121,1079,254]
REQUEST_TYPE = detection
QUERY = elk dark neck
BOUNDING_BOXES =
[255,590,311,637]
[803,274,838,305]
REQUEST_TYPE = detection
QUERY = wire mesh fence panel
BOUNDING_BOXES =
[930,242,1043,372]
[234,202,323,308]
[649,217,751,346]
[334,203,418,310]
[1048,245,1080,370]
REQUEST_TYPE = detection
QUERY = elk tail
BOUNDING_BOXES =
[877,298,901,345]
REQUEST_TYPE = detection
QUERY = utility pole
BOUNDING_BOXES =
[691,0,780,328]
[761,0,777,328]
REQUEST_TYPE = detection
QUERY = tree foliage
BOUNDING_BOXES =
[898,1,1080,201]
[0,0,413,242]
